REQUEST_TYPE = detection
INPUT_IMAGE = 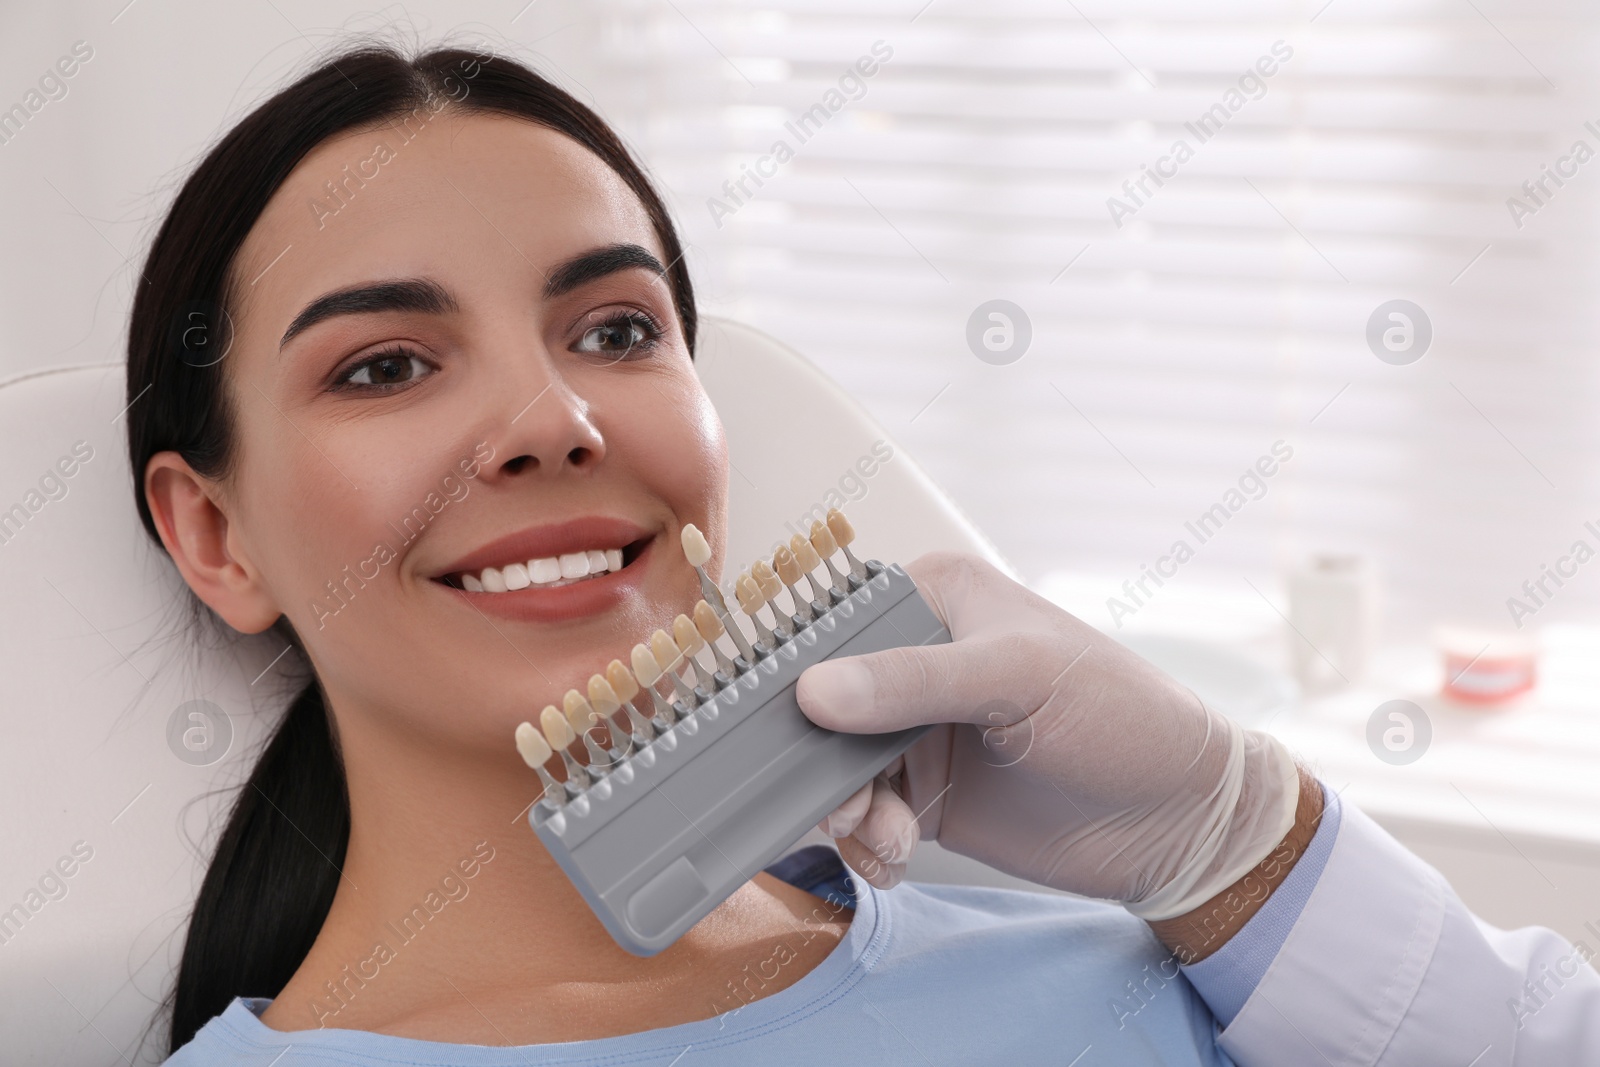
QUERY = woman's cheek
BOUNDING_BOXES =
[241,445,405,633]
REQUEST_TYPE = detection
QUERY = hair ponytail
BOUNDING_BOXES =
[168,678,349,1048]
[126,42,696,1053]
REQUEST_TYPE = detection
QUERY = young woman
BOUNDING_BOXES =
[135,41,1307,1065]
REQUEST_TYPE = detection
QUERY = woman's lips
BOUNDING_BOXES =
[437,535,654,624]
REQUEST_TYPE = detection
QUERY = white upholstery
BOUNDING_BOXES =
[0,316,1013,1063]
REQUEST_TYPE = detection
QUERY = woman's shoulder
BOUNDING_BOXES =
[161,998,275,1064]
[775,844,1174,985]
[886,876,1173,969]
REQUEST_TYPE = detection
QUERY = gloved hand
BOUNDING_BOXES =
[795,551,1302,921]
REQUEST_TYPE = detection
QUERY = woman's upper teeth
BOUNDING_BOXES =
[461,548,623,593]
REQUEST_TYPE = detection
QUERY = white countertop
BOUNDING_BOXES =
[1034,570,1600,858]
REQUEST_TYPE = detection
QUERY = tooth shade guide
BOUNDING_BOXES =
[630,643,662,686]
[680,523,713,567]
[522,558,951,956]
[808,519,847,588]
[672,615,704,656]
[827,507,870,583]
[808,520,838,559]
[750,562,797,638]
[586,675,622,715]
[515,721,566,807]
[752,560,782,598]
[694,601,739,677]
[788,533,833,605]
[515,721,551,769]
[540,705,576,750]
[734,573,764,616]
[650,628,699,705]
[825,507,855,547]
[649,629,683,675]
[605,659,641,701]
[566,689,619,768]
[539,705,593,790]
[692,600,724,640]
[789,533,822,573]
[773,546,802,586]
[519,506,891,810]
[733,574,778,650]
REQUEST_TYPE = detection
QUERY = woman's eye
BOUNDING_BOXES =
[339,348,434,389]
[574,313,660,358]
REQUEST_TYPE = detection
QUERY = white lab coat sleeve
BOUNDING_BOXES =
[1215,801,1600,1066]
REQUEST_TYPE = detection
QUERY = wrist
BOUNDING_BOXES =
[1145,765,1324,964]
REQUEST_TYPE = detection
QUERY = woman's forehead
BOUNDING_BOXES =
[231,111,662,333]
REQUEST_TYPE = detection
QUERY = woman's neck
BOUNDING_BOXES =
[259,712,852,1043]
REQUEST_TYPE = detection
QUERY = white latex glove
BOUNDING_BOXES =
[795,552,1302,921]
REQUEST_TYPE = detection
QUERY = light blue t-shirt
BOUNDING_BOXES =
[164,784,1345,1066]
[165,868,1236,1066]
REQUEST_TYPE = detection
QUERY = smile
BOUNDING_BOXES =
[458,547,623,593]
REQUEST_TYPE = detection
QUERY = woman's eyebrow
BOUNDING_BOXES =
[277,244,666,351]
[542,243,667,299]
[279,278,457,350]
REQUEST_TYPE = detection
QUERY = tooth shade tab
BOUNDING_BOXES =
[540,705,575,749]
[826,508,855,546]
[693,600,724,640]
[773,547,801,585]
[673,614,704,655]
[650,629,681,672]
[631,643,662,686]
[606,659,640,701]
[752,560,782,599]
[562,690,594,729]
[808,520,838,559]
[586,675,622,715]
[735,573,765,615]
[681,524,712,567]
[790,534,823,572]
[515,721,551,768]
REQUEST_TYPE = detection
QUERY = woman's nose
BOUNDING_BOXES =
[480,350,607,480]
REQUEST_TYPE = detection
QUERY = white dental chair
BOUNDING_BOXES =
[0,317,1014,1065]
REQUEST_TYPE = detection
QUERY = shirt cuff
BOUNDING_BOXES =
[1181,780,1343,1026]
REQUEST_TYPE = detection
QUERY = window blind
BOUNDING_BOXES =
[579,0,1600,637]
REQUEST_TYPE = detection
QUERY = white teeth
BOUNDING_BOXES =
[457,545,631,593]
[502,562,531,591]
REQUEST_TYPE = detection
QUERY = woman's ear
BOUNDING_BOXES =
[145,451,281,634]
